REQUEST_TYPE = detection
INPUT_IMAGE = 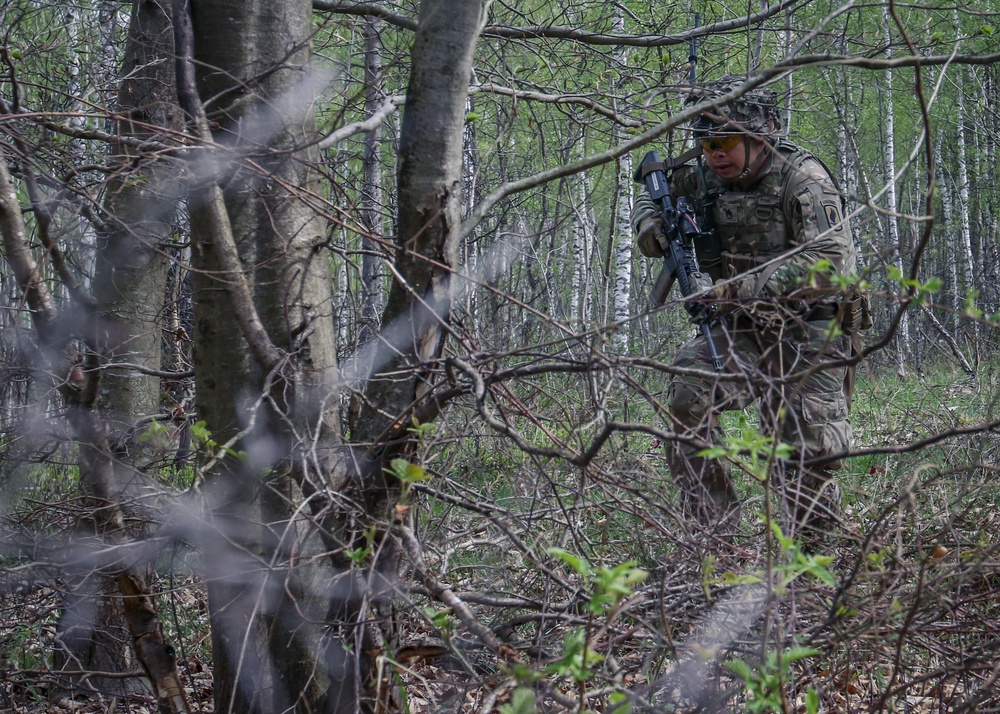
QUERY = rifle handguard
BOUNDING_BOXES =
[635,149,724,372]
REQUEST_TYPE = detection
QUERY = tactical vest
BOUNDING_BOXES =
[685,142,837,284]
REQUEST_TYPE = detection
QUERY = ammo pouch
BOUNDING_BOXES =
[841,286,873,335]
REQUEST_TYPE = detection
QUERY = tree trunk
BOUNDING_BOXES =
[360,15,386,344]
[355,0,483,443]
[181,0,341,711]
[54,0,186,697]
[571,157,593,326]
[882,12,909,375]
[612,10,632,352]
[0,151,190,714]
[952,45,974,301]
[95,0,184,464]
[337,3,483,711]
[934,133,959,315]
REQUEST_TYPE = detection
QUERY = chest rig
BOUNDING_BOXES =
[691,143,815,282]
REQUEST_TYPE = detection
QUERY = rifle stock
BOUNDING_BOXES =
[649,267,674,309]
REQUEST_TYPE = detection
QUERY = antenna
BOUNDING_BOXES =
[689,13,700,85]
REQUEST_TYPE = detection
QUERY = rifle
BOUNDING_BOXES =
[634,150,723,372]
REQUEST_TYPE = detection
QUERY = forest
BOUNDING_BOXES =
[1,0,999,712]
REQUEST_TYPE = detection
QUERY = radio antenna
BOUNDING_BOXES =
[689,13,700,85]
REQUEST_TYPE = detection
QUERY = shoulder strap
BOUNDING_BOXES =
[667,145,703,171]
[775,140,845,200]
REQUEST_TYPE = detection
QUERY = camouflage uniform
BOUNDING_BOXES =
[633,139,860,543]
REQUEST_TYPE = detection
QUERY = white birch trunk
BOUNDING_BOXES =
[953,53,975,298]
[831,33,865,263]
[571,166,594,325]
[571,207,584,322]
[988,74,1000,312]
[783,6,793,135]
[612,11,633,352]
[360,15,385,343]
[883,13,909,374]
[463,94,480,331]
[988,71,1000,312]
[970,116,985,299]
[934,133,959,313]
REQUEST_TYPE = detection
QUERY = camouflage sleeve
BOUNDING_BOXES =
[629,193,656,234]
[670,163,701,203]
[764,157,858,298]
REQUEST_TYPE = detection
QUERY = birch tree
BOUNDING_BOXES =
[612,9,634,352]
[882,11,910,374]
[953,62,975,301]
[360,14,386,344]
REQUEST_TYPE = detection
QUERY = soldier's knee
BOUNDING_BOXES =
[669,378,711,425]
[789,390,852,467]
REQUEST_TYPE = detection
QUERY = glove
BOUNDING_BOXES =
[636,214,666,258]
[687,277,750,316]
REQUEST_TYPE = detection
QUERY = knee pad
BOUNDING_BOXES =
[668,377,711,425]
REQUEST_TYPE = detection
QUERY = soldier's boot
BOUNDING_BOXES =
[782,466,842,553]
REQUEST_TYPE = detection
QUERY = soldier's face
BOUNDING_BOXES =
[703,134,767,182]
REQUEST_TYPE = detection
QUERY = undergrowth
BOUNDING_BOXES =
[1,359,999,711]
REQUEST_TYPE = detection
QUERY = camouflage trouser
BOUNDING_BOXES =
[666,313,852,543]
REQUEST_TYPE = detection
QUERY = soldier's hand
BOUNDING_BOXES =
[686,278,744,317]
[636,214,666,258]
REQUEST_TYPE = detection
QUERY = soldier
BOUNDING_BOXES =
[631,76,869,547]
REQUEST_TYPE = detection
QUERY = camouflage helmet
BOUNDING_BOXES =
[686,75,780,138]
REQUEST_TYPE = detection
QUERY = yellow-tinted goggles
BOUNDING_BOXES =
[699,134,743,153]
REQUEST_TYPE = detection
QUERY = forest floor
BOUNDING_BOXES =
[2,538,982,713]
[2,368,997,711]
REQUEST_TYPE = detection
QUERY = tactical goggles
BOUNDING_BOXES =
[699,133,743,153]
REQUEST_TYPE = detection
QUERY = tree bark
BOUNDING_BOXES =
[54,1,188,692]
[360,15,386,344]
[340,6,484,706]
[612,9,633,352]
[178,0,341,710]
[882,12,910,375]
[96,0,186,463]
[355,0,483,444]
[1,151,191,714]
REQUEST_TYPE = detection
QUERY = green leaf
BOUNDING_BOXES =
[498,687,537,714]
[546,547,590,576]
[424,607,456,634]
[717,571,764,586]
[507,662,544,684]
[608,691,632,714]
[345,546,370,565]
[723,658,754,681]
[768,521,794,551]
[780,646,822,664]
[388,458,431,484]
[138,420,168,443]
[544,629,603,681]
[189,420,215,447]
[800,554,837,586]
[980,24,994,36]
[805,687,820,714]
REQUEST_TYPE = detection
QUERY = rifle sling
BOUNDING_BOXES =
[636,146,702,181]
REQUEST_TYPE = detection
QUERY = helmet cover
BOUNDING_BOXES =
[686,75,780,138]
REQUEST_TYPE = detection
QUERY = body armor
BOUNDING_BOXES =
[673,141,856,299]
